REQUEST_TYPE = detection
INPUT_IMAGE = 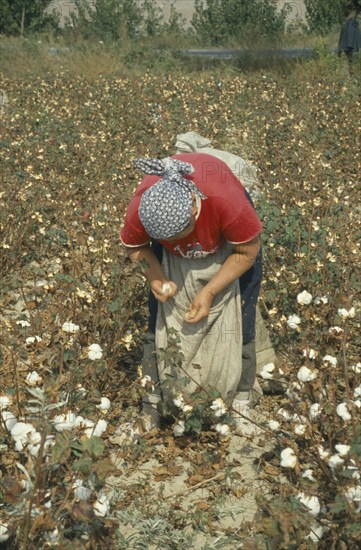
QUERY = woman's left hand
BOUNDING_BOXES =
[184,288,214,324]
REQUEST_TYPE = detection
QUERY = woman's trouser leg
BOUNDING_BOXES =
[236,246,262,394]
[142,241,163,396]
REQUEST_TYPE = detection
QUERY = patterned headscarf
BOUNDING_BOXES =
[134,157,206,240]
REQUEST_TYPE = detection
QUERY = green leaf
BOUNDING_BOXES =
[51,434,71,464]
[329,495,346,513]
[186,416,202,433]
[108,297,121,312]
[72,457,93,475]
[83,436,105,457]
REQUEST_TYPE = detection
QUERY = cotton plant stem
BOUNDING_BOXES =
[175,361,268,433]
[22,430,47,549]
[341,328,356,436]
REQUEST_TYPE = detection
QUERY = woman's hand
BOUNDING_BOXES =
[150,280,177,303]
[184,288,214,324]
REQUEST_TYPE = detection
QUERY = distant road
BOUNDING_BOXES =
[46,46,337,60]
[177,48,335,59]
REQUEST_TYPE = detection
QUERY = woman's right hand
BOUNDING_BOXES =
[150,280,177,303]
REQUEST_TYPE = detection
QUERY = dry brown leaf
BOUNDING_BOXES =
[30,513,57,536]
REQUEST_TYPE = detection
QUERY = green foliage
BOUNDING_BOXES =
[304,0,361,34]
[67,0,188,44]
[191,0,291,46]
[68,0,143,42]
[0,0,59,36]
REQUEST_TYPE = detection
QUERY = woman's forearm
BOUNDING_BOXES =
[204,237,261,297]
[126,246,166,284]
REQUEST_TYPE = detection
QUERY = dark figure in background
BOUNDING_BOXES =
[338,9,361,71]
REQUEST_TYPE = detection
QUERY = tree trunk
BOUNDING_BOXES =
[20,5,25,37]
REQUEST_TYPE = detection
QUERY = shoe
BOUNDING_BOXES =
[109,399,161,446]
[138,400,160,432]
[231,392,265,437]
[250,378,263,406]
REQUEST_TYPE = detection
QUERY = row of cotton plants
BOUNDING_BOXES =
[255,289,360,545]
[0,316,119,546]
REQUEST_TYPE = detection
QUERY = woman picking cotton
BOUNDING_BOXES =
[120,153,263,437]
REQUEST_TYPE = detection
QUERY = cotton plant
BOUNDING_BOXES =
[297,290,313,305]
[280,447,297,468]
[170,391,231,437]
[87,343,103,360]
[259,362,275,380]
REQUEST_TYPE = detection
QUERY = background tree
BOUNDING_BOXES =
[0,0,59,36]
[68,0,143,42]
[191,0,290,46]
[304,0,361,35]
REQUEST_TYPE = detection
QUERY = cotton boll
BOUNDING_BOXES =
[11,422,36,443]
[353,399,361,408]
[25,336,42,346]
[173,420,185,437]
[73,479,91,501]
[53,412,77,432]
[286,382,302,401]
[297,366,317,382]
[306,523,325,542]
[0,395,12,410]
[309,403,321,420]
[297,290,313,305]
[345,486,361,512]
[314,295,328,306]
[211,398,226,417]
[0,524,10,542]
[93,419,107,437]
[302,348,317,360]
[277,408,293,421]
[161,282,173,296]
[74,416,88,428]
[318,446,330,459]
[302,469,316,482]
[354,385,361,398]
[44,529,59,543]
[329,454,345,469]
[215,423,230,436]
[62,321,80,334]
[93,494,110,517]
[336,403,351,421]
[335,444,350,456]
[88,343,103,360]
[297,492,320,516]
[98,397,111,411]
[11,422,37,452]
[85,419,107,438]
[268,420,280,431]
[295,424,306,436]
[182,404,193,413]
[329,326,344,335]
[280,447,297,468]
[287,314,301,329]
[338,307,356,319]
[28,431,42,455]
[322,355,337,367]
[173,394,185,408]
[352,363,361,374]
[1,411,17,430]
[28,443,41,457]
[16,320,31,328]
[26,371,43,386]
[259,362,275,380]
